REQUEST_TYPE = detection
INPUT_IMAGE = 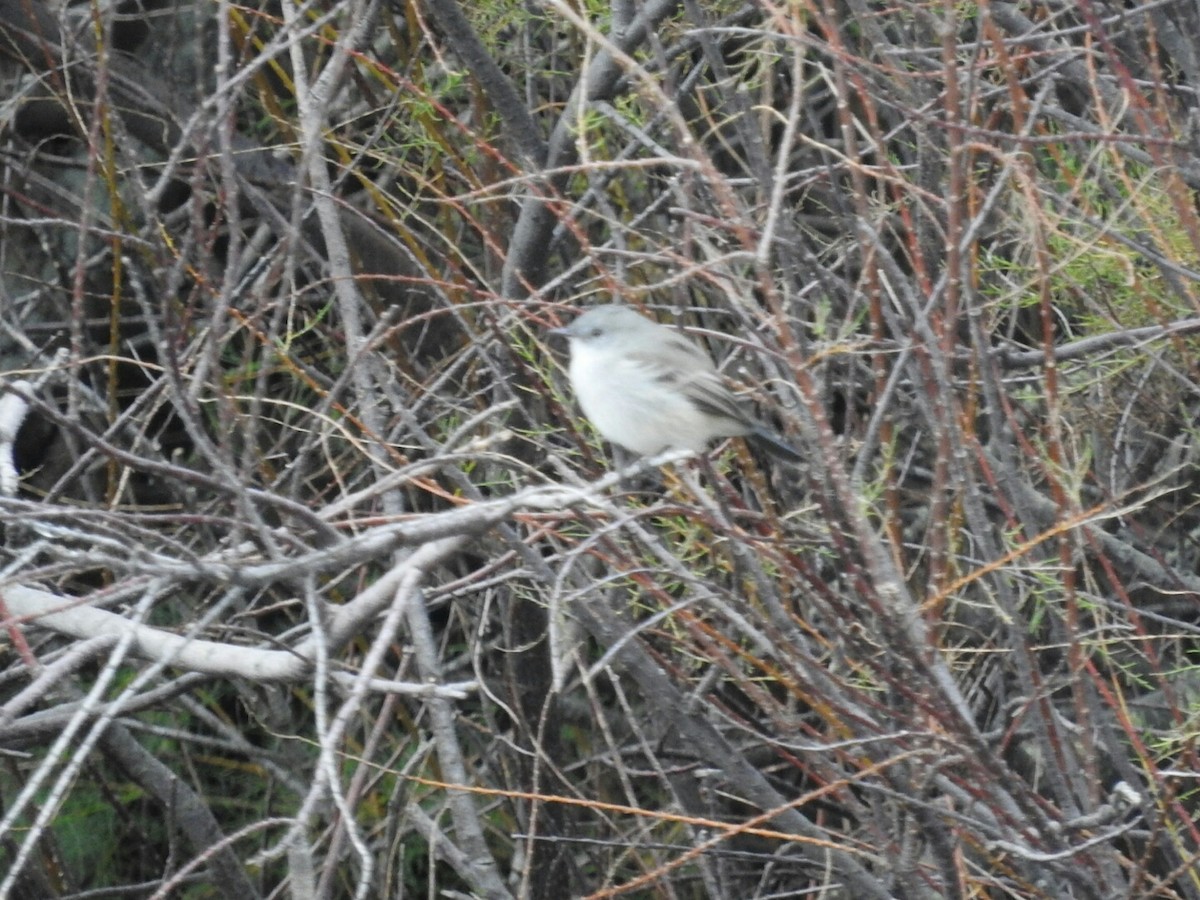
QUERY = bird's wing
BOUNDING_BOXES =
[624,342,751,426]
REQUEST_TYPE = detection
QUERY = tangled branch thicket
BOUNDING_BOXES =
[3,0,1200,897]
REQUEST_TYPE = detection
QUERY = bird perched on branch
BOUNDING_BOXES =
[552,305,802,462]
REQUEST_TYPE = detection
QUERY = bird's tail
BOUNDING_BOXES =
[746,425,804,463]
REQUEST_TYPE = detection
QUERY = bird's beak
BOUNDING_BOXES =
[549,323,574,337]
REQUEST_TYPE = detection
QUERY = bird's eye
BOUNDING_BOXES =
[589,327,603,337]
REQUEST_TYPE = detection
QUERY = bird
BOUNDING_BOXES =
[551,305,802,462]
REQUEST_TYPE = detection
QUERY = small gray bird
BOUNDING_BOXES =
[552,305,802,462]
